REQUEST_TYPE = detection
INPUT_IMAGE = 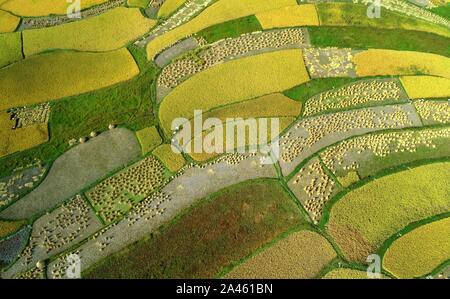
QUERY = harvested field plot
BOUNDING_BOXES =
[414,100,450,125]
[0,128,141,220]
[352,49,450,78]
[0,226,30,268]
[1,0,109,17]
[159,49,309,134]
[321,127,450,181]
[383,217,450,278]
[1,195,102,279]
[255,4,319,29]
[288,158,341,223]
[327,162,450,262]
[279,104,421,176]
[303,78,408,116]
[86,156,165,224]
[46,153,277,278]
[152,144,186,173]
[226,230,336,279]
[145,0,297,59]
[0,32,22,68]
[84,180,302,278]
[400,76,450,99]
[303,48,358,78]
[0,49,139,110]
[23,7,156,56]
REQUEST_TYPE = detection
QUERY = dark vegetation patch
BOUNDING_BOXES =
[196,15,262,43]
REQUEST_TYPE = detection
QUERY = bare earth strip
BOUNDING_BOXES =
[0,128,141,220]
[45,153,277,278]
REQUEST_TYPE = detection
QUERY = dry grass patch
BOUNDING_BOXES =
[0,48,139,110]
[136,126,162,155]
[0,111,48,158]
[226,230,336,278]
[153,144,185,172]
[327,162,450,262]
[0,220,26,239]
[23,7,156,56]
[1,0,108,17]
[159,49,309,134]
[383,217,450,278]
[400,76,450,99]
[256,4,319,29]
[0,9,20,32]
[146,0,297,59]
[352,49,450,78]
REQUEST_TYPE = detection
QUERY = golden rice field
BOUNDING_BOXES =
[23,7,156,56]
[327,162,450,262]
[127,0,150,9]
[146,0,297,59]
[0,9,20,32]
[158,0,187,18]
[400,76,450,99]
[226,230,336,279]
[0,32,22,68]
[0,0,108,17]
[256,4,319,29]
[159,49,309,134]
[353,50,450,78]
[136,127,162,155]
[316,2,450,38]
[0,111,49,158]
[153,144,186,172]
[322,268,388,279]
[383,217,450,279]
[0,220,26,239]
[0,48,139,110]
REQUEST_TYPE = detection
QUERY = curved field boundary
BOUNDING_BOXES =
[17,0,126,30]
[22,7,156,56]
[324,161,450,262]
[0,9,20,32]
[0,128,142,220]
[255,4,319,29]
[381,215,450,278]
[157,0,188,19]
[225,229,336,279]
[158,49,309,135]
[0,48,140,111]
[145,0,298,59]
[44,153,278,279]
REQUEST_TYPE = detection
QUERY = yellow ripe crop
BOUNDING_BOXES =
[157,0,187,18]
[353,49,450,78]
[159,49,309,134]
[153,144,186,173]
[327,162,450,262]
[256,4,319,29]
[226,230,336,278]
[400,76,450,99]
[1,0,108,17]
[322,268,388,279]
[146,0,297,59]
[0,111,49,158]
[136,126,162,155]
[383,217,450,278]
[23,7,156,56]
[0,48,139,110]
[0,32,22,68]
[0,9,20,32]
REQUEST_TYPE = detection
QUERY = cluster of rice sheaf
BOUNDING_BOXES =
[303,47,356,78]
[281,107,413,163]
[415,100,450,124]
[321,127,450,173]
[86,156,165,223]
[9,103,50,129]
[158,28,307,88]
[304,80,403,116]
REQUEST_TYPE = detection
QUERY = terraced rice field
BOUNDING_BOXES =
[23,7,156,56]
[383,217,450,278]
[326,162,450,262]
[1,0,449,281]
